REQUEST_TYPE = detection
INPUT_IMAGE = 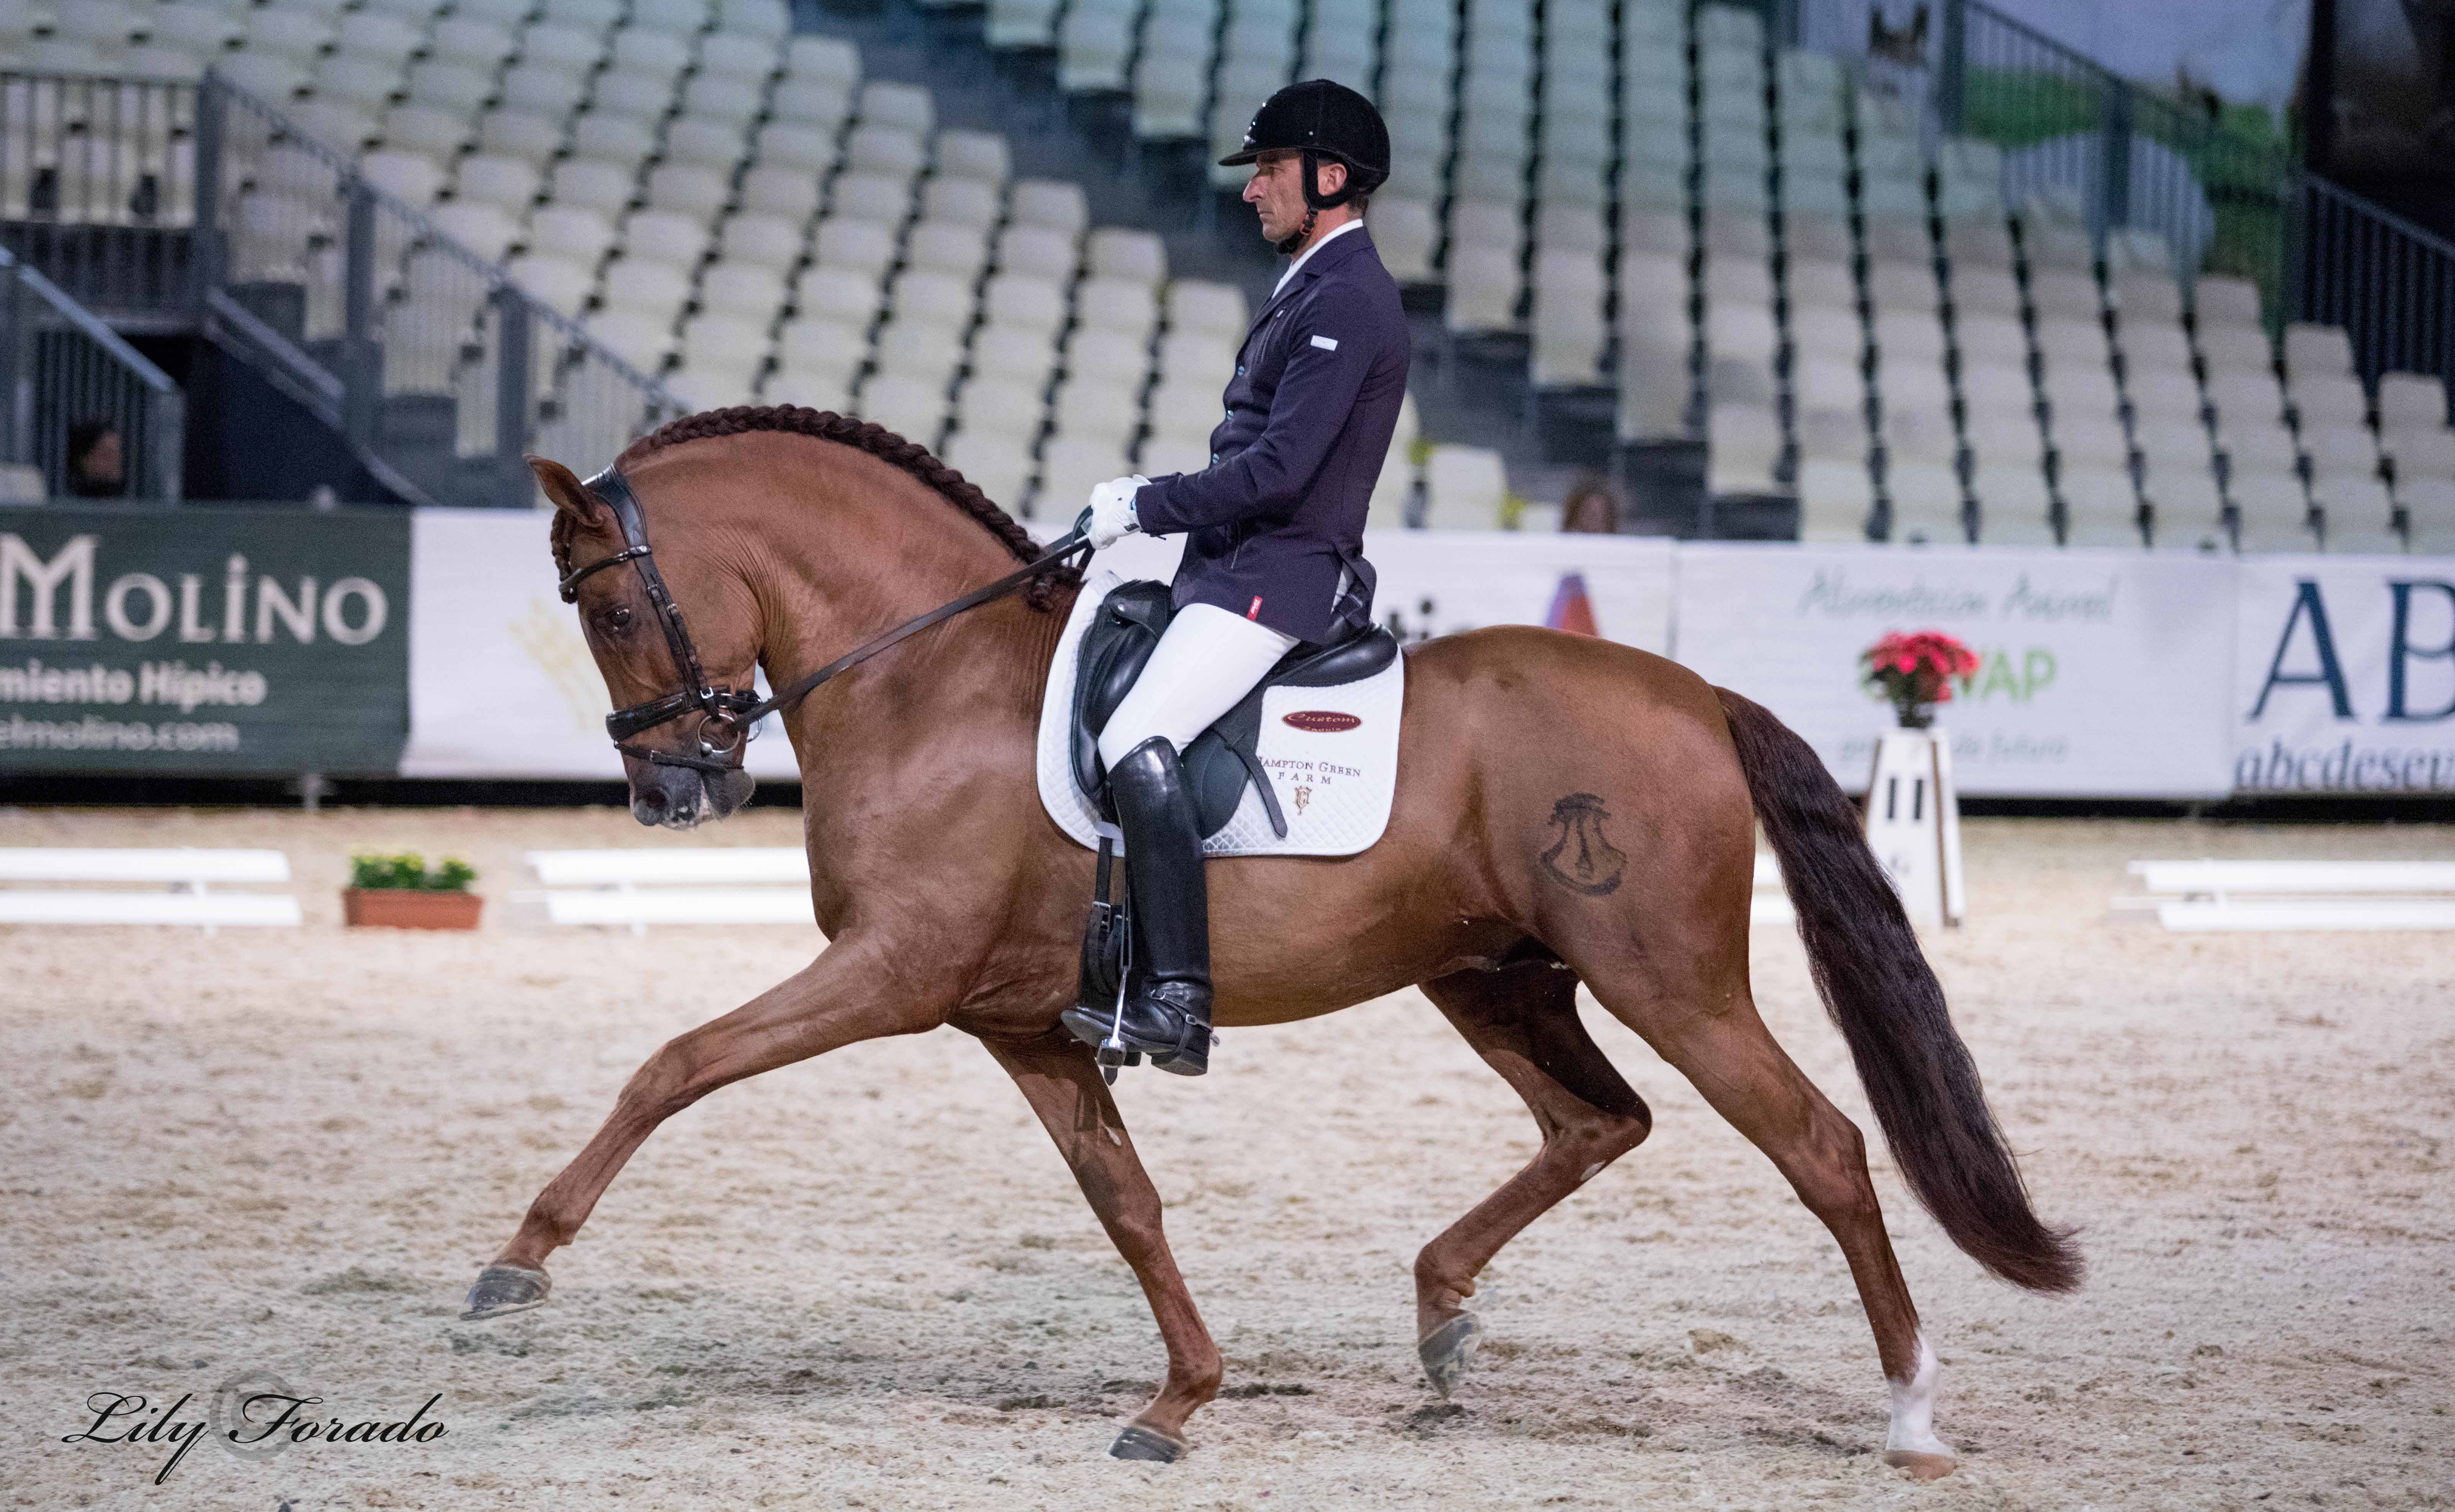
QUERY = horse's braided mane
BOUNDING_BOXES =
[616,405,1077,611]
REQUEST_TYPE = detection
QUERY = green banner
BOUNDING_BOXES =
[0,505,409,774]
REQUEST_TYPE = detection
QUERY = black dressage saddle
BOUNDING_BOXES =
[1069,580,1397,841]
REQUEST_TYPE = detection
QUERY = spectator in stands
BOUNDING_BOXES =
[1062,80,1403,1079]
[65,420,124,499]
[1560,472,1620,533]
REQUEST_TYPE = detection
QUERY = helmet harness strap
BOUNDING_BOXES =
[1280,147,1365,254]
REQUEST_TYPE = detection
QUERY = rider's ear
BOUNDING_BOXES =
[527,456,603,524]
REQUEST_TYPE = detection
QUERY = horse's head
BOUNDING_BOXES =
[532,454,760,830]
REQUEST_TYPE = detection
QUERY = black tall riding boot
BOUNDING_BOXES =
[1062,736,1214,1075]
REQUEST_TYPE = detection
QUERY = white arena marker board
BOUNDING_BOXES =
[525,848,814,886]
[0,848,301,929]
[2154,899,2455,931]
[0,891,304,927]
[0,848,291,883]
[2120,860,2455,932]
[522,848,815,932]
[2130,861,2455,896]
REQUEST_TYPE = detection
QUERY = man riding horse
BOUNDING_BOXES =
[480,76,2079,1474]
[1061,80,1409,1078]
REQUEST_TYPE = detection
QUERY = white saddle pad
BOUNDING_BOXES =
[1036,571,1406,857]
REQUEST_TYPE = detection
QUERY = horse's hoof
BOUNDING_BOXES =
[1883,1449,1957,1481]
[459,1264,551,1321]
[1417,1312,1484,1398]
[1108,1423,1187,1463]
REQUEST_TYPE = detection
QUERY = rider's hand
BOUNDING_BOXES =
[1085,475,1150,550]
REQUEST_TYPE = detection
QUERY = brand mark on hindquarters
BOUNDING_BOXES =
[1540,792,1626,896]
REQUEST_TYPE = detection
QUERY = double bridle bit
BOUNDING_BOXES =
[557,465,1090,774]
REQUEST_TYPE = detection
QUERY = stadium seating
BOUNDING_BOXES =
[25,0,2449,547]
[1173,0,2429,550]
[104,0,1359,518]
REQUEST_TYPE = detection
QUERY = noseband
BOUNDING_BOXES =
[557,464,1090,775]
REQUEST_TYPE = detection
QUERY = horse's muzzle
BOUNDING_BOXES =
[629,762,754,829]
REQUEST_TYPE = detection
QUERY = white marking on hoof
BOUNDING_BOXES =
[1883,1334,1956,1475]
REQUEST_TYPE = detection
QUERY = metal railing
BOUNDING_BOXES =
[1794,0,2294,284]
[2288,175,2455,395]
[0,242,183,500]
[0,71,197,317]
[195,71,680,508]
[1785,0,2455,393]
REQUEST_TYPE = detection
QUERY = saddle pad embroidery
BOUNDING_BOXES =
[1036,571,1406,857]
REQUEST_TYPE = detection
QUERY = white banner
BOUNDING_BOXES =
[401,510,803,780]
[1052,526,1679,652]
[404,509,2452,798]
[2233,554,2455,794]
[1365,529,1677,653]
[1672,544,2238,796]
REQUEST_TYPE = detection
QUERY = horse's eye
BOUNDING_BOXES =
[601,605,634,631]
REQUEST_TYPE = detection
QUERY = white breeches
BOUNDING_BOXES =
[1097,603,1301,771]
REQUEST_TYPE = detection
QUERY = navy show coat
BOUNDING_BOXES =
[1131,224,1410,646]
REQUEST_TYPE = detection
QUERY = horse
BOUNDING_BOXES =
[460,405,2080,1476]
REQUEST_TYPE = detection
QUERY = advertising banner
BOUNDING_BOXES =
[1673,544,2237,797]
[0,505,408,773]
[1365,529,1678,653]
[402,509,804,780]
[1063,527,1679,653]
[2232,554,2455,794]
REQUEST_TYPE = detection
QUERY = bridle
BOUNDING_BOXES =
[557,464,1090,775]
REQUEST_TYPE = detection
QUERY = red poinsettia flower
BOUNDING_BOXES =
[1858,629,1978,721]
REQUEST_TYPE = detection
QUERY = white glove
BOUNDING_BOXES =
[1085,475,1150,550]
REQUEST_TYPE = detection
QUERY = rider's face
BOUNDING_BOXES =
[1242,150,1346,246]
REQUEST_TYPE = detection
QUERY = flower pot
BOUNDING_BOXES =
[1894,703,1936,730]
[343,888,484,930]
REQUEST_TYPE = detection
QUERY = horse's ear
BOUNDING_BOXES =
[527,456,603,524]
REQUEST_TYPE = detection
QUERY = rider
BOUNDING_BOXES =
[1060,80,1410,1077]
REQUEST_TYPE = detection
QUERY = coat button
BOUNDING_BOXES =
[1210,453,1220,464]
[1236,364,1245,375]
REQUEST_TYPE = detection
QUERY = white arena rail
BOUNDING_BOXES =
[521,848,816,932]
[0,848,302,929]
[2120,860,2455,931]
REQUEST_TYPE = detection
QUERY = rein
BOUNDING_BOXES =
[559,465,1090,774]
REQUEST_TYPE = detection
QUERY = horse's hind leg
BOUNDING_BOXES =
[1414,960,1652,1396]
[984,1030,1221,1463]
[1580,965,1952,1478]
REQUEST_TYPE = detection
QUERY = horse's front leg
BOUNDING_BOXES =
[984,1030,1222,1462]
[462,934,940,1318]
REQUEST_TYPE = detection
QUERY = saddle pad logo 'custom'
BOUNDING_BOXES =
[1283,710,1362,733]
[1036,573,1406,859]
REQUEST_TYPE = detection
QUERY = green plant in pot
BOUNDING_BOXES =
[344,852,483,929]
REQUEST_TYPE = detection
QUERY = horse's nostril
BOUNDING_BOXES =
[635,787,668,813]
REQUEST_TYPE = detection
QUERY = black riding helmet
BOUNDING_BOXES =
[1219,79,1391,214]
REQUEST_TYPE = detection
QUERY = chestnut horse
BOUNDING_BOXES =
[462,407,2078,1475]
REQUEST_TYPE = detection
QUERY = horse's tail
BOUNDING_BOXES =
[1714,686,2082,1294]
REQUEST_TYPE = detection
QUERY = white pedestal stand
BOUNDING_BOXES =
[1863,725,1965,929]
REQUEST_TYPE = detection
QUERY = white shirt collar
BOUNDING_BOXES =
[1271,217,1364,298]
